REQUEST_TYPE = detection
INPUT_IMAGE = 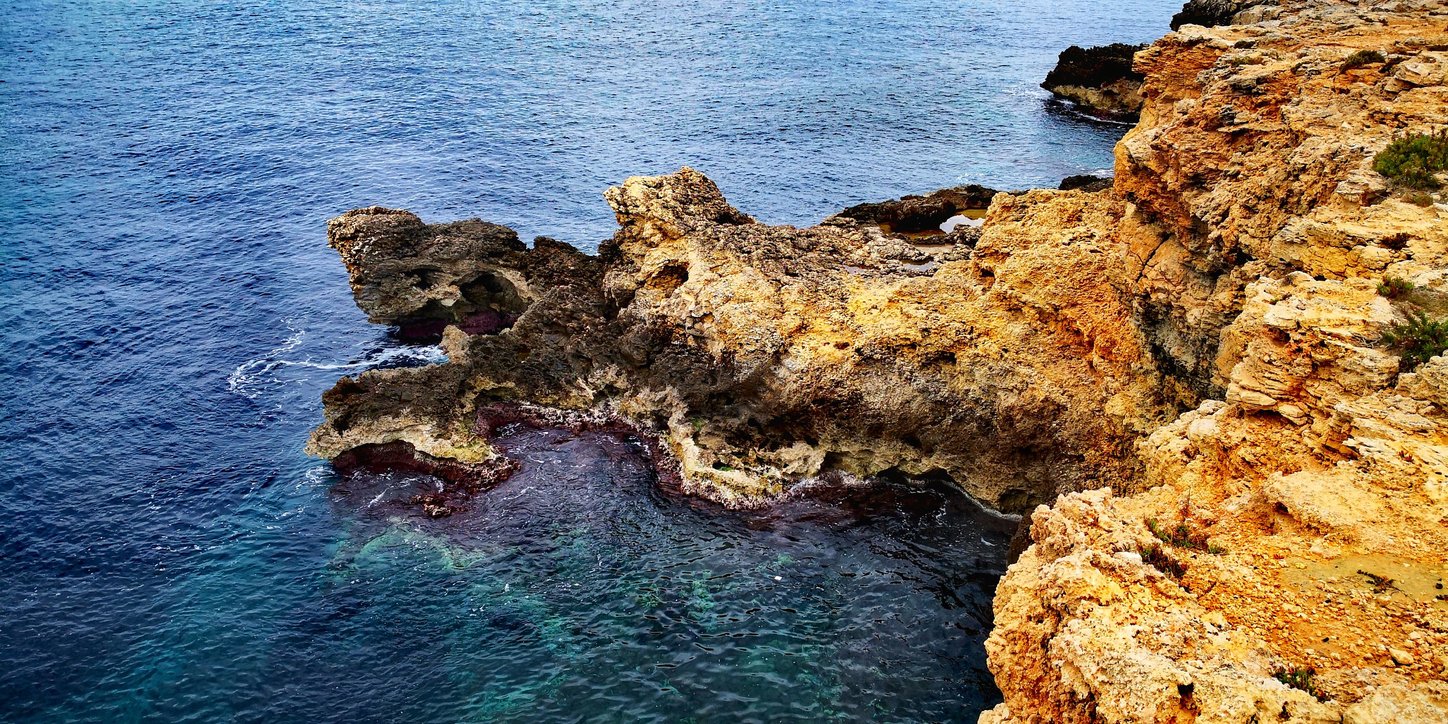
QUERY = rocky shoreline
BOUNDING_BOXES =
[309,0,1448,720]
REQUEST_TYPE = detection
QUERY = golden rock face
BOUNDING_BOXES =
[985,1,1448,721]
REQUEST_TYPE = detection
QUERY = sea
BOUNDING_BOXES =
[0,1,1177,721]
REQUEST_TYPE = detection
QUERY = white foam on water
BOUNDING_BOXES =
[940,214,985,232]
[499,485,538,503]
[297,466,331,491]
[227,320,305,398]
[227,321,447,400]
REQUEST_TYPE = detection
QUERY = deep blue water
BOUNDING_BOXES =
[1,1,1177,721]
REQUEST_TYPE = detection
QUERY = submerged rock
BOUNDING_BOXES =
[1041,43,1147,121]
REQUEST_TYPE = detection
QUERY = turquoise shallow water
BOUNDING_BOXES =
[1,0,1178,720]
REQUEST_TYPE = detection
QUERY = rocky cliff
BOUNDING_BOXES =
[984,0,1448,721]
[308,0,1448,719]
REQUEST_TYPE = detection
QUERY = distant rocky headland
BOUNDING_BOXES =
[309,0,1448,720]
[1042,43,1148,121]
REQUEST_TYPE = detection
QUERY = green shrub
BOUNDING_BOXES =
[1274,666,1324,701]
[1139,543,1187,579]
[1373,130,1448,190]
[1341,49,1386,70]
[1147,518,1226,554]
[1377,276,1415,299]
[1403,190,1435,207]
[1382,311,1448,370]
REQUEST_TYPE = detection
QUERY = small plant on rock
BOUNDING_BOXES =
[1356,569,1398,594]
[1382,311,1448,370]
[1340,49,1386,71]
[1139,543,1188,579]
[1373,130,1448,191]
[1377,276,1415,299]
[1274,666,1325,701]
[1147,518,1226,554]
[1403,190,1435,207]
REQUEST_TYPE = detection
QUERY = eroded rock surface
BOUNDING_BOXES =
[1170,0,1268,30]
[985,0,1448,721]
[310,169,1179,511]
[326,208,534,341]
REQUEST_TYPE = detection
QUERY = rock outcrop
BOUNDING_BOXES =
[325,208,533,341]
[833,184,998,233]
[1170,0,1267,30]
[1042,44,1148,120]
[308,0,1448,720]
[984,0,1448,721]
[309,170,1180,511]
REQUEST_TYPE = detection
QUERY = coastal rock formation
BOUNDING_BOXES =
[324,208,534,341]
[1058,174,1114,193]
[984,0,1448,721]
[309,170,1179,511]
[985,281,1448,722]
[309,0,1448,719]
[832,184,997,234]
[1115,0,1448,395]
[1042,44,1148,120]
[1170,0,1266,30]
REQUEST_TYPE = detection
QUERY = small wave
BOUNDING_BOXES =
[297,466,333,491]
[227,321,447,400]
[226,320,305,398]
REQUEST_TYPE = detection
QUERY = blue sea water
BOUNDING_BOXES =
[1,1,1178,721]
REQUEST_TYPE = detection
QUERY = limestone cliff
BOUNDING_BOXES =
[983,0,1448,721]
